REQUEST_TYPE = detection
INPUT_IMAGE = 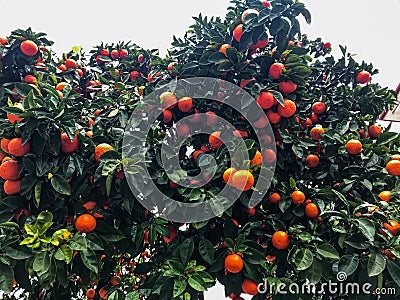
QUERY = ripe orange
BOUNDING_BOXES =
[250,150,262,166]
[271,231,290,249]
[219,44,233,57]
[223,167,237,185]
[263,149,276,164]
[278,99,296,117]
[86,289,96,299]
[177,97,193,113]
[241,9,259,23]
[0,159,19,180]
[256,92,276,109]
[24,75,37,84]
[269,63,285,79]
[266,110,281,124]
[310,126,324,141]
[378,191,390,202]
[163,225,178,243]
[391,154,400,161]
[192,150,203,161]
[119,49,128,58]
[225,253,244,273]
[231,170,254,191]
[86,131,93,138]
[305,203,320,218]
[368,125,382,138]
[1,138,10,153]
[346,140,362,155]
[58,64,67,72]
[99,287,108,299]
[177,123,190,136]
[312,102,326,115]
[311,112,320,124]
[7,111,23,124]
[382,220,400,236]
[254,115,268,128]
[8,138,30,157]
[356,71,370,84]
[163,109,173,123]
[269,192,281,204]
[299,117,312,129]
[233,130,248,138]
[306,154,319,168]
[209,131,223,149]
[61,133,79,153]
[160,92,177,109]
[94,143,114,162]
[0,38,8,45]
[4,180,21,195]
[278,81,297,94]
[241,279,258,296]
[56,82,68,91]
[65,59,77,69]
[20,40,38,56]
[75,214,97,233]
[83,201,97,211]
[291,190,305,204]
[386,160,400,176]
[233,24,243,42]
[130,70,140,81]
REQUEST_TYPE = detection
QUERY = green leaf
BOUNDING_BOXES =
[199,238,214,265]
[338,254,359,276]
[54,245,73,264]
[34,181,43,207]
[20,175,38,196]
[80,250,99,274]
[50,174,71,195]
[387,260,400,286]
[33,252,51,275]
[376,132,399,145]
[180,238,194,265]
[316,243,340,259]
[270,90,284,106]
[187,273,207,292]
[69,233,87,251]
[173,279,187,297]
[4,246,32,260]
[367,251,386,277]
[293,248,313,271]
[0,262,13,293]
[355,219,375,242]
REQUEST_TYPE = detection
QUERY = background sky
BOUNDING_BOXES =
[1,0,399,299]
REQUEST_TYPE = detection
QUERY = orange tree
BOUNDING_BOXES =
[0,0,399,299]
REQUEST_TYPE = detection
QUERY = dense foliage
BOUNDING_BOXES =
[0,0,399,299]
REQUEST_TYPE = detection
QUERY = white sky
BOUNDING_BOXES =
[1,0,399,299]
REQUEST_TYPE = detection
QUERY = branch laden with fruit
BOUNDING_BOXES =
[0,0,399,300]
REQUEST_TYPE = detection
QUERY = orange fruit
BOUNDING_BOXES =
[253,115,268,128]
[119,49,128,58]
[20,40,38,56]
[8,138,30,157]
[241,279,258,295]
[269,192,281,204]
[219,44,232,57]
[271,231,290,249]
[163,225,178,243]
[130,70,140,81]
[382,220,400,236]
[356,71,371,84]
[263,149,276,164]
[306,154,319,168]
[24,75,37,84]
[192,150,203,161]
[233,130,248,138]
[223,167,237,185]
[1,138,10,153]
[310,126,324,141]
[278,81,297,94]
[99,287,108,300]
[368,125,382,138]
[241,9,259,23]
[305,203,320,219]
[225,253,244,273]
[163,109,173,123]
[65,59,77,69]
[378,191,390,202]
[110,50,119,59]
[160,92,177,109]
[250,150,262,166]
[386,160,400,176]
[56,82,68,91]
[269,63,285,79]
[291,190,305,204]
[75,214,97,233]
[0,38,8,45]
[61,133,79,153]
[58,64,67,72]
[177,97,193,113]
[312,102,326,115]
[391,154,400,161]
[86,289,96,299]
[299,117,312,129]
[4,180,21,195]
[346,140,362,155]
[86,131,93,138]
[7,113,23,124]
[177,123,190,136]
[266,110,281,124]
[94,143,114,162]
[256,92,276,109]
[278,99,296,117]
[231,170,254,191]
[0,159,19,180]
[83,201,97,211]
[233,24,243,42]
[209,131,223,149]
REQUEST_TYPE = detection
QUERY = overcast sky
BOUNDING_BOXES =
[1,0,399,299]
